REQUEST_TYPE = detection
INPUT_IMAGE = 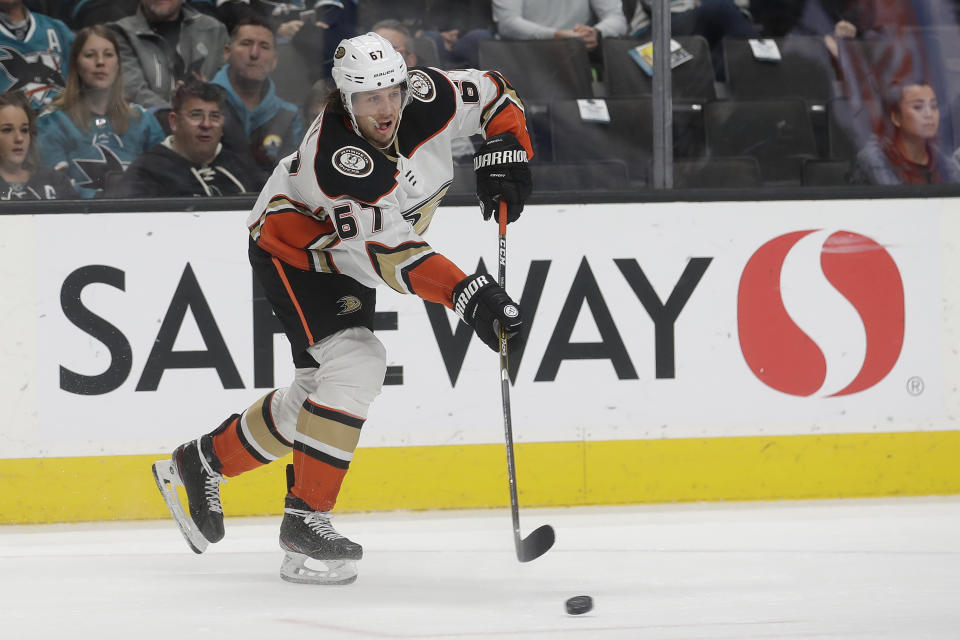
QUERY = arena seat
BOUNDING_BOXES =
[802,159,852,186]
[828,97,873,161]
[721,36,836,102]
[549,98,654,184]
[673,157,762,188]
[478,38,594,102]
[523,103,554,161]
[721,36,836,158]
[450,160,631,194]
[704,99,819,185]
[532,160,633,191]
[272,40,313,106]
[449,165,474,195]
[673,101,708,158]
[548,97,715,183]
[602,35,716,101]
[412,36,440,68]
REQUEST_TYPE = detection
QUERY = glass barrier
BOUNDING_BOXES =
[2,0,960,204]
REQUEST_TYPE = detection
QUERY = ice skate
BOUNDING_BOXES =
[152,435,225,554]
[279,495,362,585]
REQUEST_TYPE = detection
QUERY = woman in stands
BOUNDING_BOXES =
[38,25,164,198]
[0,92,76,200]
[850,80,960,185]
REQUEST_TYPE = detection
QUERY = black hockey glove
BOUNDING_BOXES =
[453,273,523,352]
[473,132,532,224]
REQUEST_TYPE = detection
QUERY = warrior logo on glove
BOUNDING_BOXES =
[453,273,523,352]
[473,148,528,169]
[474,132,533,224]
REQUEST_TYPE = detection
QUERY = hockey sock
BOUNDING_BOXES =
[210,391,293,477]
[290,398,365,511]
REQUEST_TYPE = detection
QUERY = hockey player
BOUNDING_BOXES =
[153,32,533,584]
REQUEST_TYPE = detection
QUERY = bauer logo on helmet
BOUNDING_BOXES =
[331,32,411,147]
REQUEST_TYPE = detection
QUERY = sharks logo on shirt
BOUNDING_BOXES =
[0,46,65,110]
[73,144,127,192]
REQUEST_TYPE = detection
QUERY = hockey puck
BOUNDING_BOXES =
[565,595,593,615]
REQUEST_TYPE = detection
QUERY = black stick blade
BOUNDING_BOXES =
[517,524,556,562]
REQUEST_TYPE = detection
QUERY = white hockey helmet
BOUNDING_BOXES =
[331,32,410,143]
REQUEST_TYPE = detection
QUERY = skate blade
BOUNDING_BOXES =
[152,460,209,554]
[279,552,358,585]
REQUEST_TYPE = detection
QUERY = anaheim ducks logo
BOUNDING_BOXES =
[333,146,373,177]
[337,295,362,315]
[408,69,435,102]
[335,46,345,59]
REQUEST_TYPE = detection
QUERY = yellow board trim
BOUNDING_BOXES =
[2,431,959,524]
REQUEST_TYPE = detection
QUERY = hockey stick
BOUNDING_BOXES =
[497,200,555,563]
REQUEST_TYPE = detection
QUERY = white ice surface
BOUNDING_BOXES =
[1,497,958,639]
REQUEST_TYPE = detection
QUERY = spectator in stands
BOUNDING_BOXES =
[215,1,359,87]
[416,0,495,69]
[850,81,960,185]
[0,0,74,111]
[373,19,417,68]
[56,0,139,30]
[213,16,303,172]
[768,0,939,41]
[629,0,758,80]
[775,0,876,60]
[110,0,230,111]
[0,92,76,199]
[493,0,627,51]
[285,0,358,83]
[108,79,266,197]
[198,0,338,37]
[38,25,165,199]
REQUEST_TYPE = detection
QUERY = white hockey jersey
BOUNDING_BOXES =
[246,66,531,308]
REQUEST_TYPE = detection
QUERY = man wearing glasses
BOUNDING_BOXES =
[109,79,266,197]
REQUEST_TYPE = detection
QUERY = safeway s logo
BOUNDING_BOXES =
[737,230,904,397]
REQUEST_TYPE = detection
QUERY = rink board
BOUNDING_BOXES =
[1,432,959,524]
[2,200,959,523]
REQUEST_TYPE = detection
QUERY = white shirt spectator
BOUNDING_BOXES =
[493,0,628,40]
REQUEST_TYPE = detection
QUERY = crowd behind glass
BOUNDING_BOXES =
[1,0,959,201]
